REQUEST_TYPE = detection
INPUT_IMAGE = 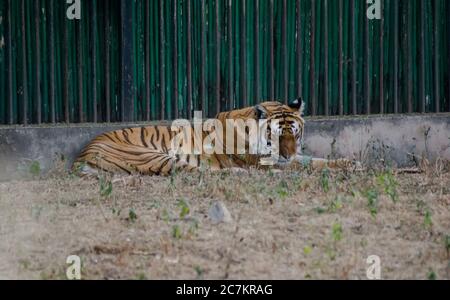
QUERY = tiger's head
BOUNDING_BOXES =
[254,98,305,166]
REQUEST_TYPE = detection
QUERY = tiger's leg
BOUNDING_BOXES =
[74,152,137,175]
[295,155,361,170]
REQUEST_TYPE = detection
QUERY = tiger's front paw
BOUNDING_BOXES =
[229,167,249,174]
[331,158,364,171]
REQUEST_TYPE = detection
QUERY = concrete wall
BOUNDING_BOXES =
[1,115,449,180]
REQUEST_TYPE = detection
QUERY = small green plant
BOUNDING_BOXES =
[300,155,312,168]
[177,199,190,218]
[111,207,121,217]
[188,219,199,236]
[29,161,41,176]
[303,246,313,255]
[136,273,147,280]
[19,259,31,270]
[427,269,437,280]
[320,168,330,193]
[194,265,204,278]
[364,188,379,217]
[332,222,343,242]
[415,199,426,212]
[325,247,336,261]
[314,207,326,214]
[292,174,302,189]
[172,224,182,239]
[376,170,399,203]
[445,235,450,257]
[424,210,433,228]
[161,209,171,223]
[168,164,178,190]
[128,209,138,222]
[275,180,289,199]
[328,197,343,213]
[99,177,113,198]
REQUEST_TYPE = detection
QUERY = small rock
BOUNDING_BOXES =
[208,201,233,224]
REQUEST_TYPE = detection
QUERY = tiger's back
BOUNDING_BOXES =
[74,126,202,176]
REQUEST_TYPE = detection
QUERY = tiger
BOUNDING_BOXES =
[73,98,356,176]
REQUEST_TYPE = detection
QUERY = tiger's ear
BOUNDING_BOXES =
[254,104,268,120]
[289,97,305,117]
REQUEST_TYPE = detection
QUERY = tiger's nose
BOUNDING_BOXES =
[279,135,296,161]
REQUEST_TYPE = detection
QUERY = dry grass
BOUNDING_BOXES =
[0,163,449,280]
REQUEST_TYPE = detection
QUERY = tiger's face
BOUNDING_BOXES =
[254,99,305,165]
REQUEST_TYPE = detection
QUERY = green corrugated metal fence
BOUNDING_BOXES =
[0,0,449,125]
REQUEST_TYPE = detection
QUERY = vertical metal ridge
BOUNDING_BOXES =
[364,0,371,115]
[393,0,399,114]
[121,0,134,122]
[419,0,426,113]
[350,0,357,115]
[269,0,274,100]
[145,0,151,121]
[240,0,247,107]
[63,6,70,123]
[227,0,233,110]
[159,0,165,120]
[323,0,329,116]
[105,0,111,122]
[173,0,179,119]
[406,1,413,113]
[91,0,98,122]
[77,13,84,123]
[379,0,384,114]
[254,0,260,104]
[281,0,288,104]
[433,0,440,113]
[35,0,41,124]
[49,0,55,123]
[7,0,13,124]
[338,0,343,116]
[310,0,316,116]
[200,0,206,114]
[20,0,28,125]
[448,0,450,112]
[296,0,302,100]
[186,0,192,119]
[215,0,221,115]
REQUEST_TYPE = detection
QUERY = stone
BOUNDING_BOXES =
[208,201,233,224]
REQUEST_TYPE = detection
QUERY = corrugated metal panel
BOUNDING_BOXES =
[0,0,449,124]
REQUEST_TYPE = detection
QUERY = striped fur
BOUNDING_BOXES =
[73,100,354,176]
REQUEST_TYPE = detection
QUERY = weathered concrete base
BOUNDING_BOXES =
[1,115,449,180]
[303,114,450,168]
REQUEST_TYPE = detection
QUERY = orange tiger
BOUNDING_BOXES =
[73,99,355,176]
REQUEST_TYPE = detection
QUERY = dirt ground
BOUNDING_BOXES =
[1,163,449,280]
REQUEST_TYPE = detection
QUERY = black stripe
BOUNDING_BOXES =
[113,131,121,141]
[155,127,160,142]
[102,158,132,174]
[102,133,117,143]
[135,153,168,166]
[150,133,157,149]
[159,157,172,172]
[141,127,149,147]
[88,143,152,157]
[122,129,132,145]
[85,146,147,162]
[161,133,168,152]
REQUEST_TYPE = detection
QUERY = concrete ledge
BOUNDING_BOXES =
[1,114,450,180]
